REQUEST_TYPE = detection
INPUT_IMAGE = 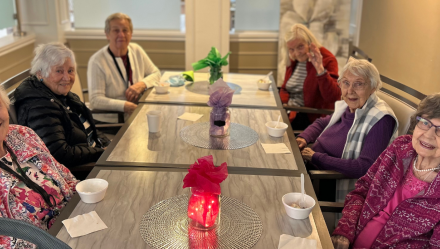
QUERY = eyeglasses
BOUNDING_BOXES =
[416,116,440,137]
[338,80,367,91]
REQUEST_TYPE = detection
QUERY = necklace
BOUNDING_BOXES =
[413,156,440,172]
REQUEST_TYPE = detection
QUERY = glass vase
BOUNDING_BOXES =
[209,107,231,138]
[209,67,223,85]
[188,187,220,230]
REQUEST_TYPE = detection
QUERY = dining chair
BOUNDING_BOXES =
[0,217,71,249]
[312,75,426,213]
[348,42,372,62]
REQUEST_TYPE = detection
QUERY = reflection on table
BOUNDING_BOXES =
[55,170,323,249]
[101,104,297,171]
[141,71,278,108]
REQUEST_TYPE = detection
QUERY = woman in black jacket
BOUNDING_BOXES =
[14,43,110,169]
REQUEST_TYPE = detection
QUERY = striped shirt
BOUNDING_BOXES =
[285,61,307,106]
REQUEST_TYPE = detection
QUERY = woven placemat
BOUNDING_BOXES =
[140,195,263,249]
[180,122,259,150]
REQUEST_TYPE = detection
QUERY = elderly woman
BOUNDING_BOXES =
[14,43,110,169]
[87,12,161,123]
[280,24,341,129]
[332,93,440,248]
[0,86,78,247]
[297,59,398,179]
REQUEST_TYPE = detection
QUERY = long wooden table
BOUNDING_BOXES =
[97,103,304,174]
[50,167,330,249]
[140,72,282,109]
[50,70,334,248]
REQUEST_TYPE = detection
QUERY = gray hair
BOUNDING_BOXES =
[338,58,382,90]
[0,85,10,110]
[284,24,322,66]
[105,13,133,34]
[408,93,440,134]
[30,43,76,78]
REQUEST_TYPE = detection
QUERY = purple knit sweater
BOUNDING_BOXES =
[298,107,396,178]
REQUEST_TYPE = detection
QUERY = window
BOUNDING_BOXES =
[72,0,181,30]
[233,0,280,32]
[0,0,15,38]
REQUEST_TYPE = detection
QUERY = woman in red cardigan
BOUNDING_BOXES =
[280,24,341,129]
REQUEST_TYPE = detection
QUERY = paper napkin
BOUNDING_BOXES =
[278,234,317,249]
[178,112,203,122]
[261,143,291,154]
[62,211,108,238]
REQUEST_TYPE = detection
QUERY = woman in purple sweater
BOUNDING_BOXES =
[297,58,398,201]
[332,94,440,248]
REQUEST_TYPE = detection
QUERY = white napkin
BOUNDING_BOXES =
[261,143,291,154]
[62,211,108,238]
[178,112,203,121]
[278,234,317,249]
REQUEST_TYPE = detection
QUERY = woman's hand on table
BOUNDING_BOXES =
[125,82,146,102]
[331,235,349,249]
[124,102,137,114]
[301,147,315,161]
[307,43,325,75]
[296,137,307,151]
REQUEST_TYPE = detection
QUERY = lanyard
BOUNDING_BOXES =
[107,47,132,86]
[0,142,56,209]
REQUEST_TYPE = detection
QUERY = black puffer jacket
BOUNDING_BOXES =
[14,76,110,168]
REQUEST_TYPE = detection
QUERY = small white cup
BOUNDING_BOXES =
[155,82,170,94]
[257,80,272,90]
[265,121,288,137]
[282,193,316,219]
[147,110,161,133]
[76,178,108,204]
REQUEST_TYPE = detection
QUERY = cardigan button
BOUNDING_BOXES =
[50,99,54,102]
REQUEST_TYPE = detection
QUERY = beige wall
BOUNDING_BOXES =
[0,44,34,91]
[359,0,440,103]
[229,41,278,80]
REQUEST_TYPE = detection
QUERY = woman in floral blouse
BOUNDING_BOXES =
[332,93,440,248]
[0,86,78,248]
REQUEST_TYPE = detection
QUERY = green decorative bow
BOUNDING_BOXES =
[183,47,231,84]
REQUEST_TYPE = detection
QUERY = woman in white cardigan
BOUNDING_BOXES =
[87,13,161,123]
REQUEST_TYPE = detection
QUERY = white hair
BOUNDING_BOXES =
[30,43,76,78]
[284,24,322,66]
[338,58,382,90]
[0,85,11,110]
[105,13,133,34]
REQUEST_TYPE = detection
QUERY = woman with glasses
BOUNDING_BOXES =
[280,24,341,129]
[332,93,440,248]
[296,59,398,203]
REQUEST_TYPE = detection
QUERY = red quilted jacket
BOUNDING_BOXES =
[333,135,440,248]
[280,47,341,122]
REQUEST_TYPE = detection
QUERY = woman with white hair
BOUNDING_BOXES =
[14,43,110,171]
[280,23,341,129]
[87,12,160,123]
[0,86,78,248]
[296,59,398,201]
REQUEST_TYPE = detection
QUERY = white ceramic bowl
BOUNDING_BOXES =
[265,121,288,137]
[76,178,109,204]
[155,82,170,94]
[282,193,316,219]
[257,80,272,90]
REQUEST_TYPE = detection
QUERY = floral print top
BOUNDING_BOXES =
[0,125,78,249]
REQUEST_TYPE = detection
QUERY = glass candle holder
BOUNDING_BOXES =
[209,107,231,138]
[187,187,220,230]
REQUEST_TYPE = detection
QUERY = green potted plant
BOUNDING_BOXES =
[183,47,231,85]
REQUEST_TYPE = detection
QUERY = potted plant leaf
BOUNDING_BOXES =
[183,47,231,85]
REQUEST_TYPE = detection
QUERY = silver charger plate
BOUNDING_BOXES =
[180,122,259,150]
[140,195,263,249]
